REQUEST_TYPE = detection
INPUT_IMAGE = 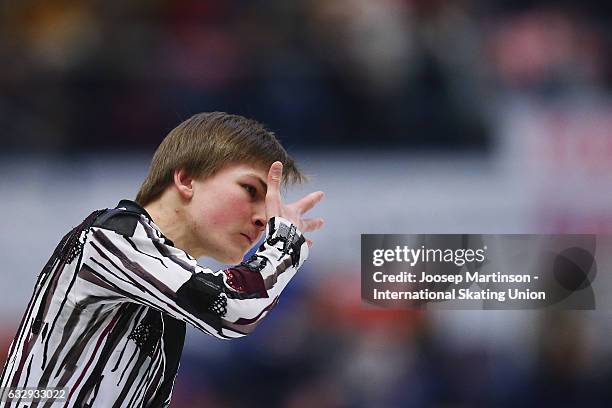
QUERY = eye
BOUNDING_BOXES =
[242,184,257,198]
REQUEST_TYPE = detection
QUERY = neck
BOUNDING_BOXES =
[144,196,205,258]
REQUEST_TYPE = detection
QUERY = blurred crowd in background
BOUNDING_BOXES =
[1,0,612,407]
[1,0,609,152]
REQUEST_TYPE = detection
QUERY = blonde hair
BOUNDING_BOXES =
[135,112,305,206]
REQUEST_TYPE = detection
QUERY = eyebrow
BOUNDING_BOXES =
[246,173,268,194]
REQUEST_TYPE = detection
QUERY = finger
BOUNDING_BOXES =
[265,161,283,217]
[307,239,313,248]
[293,191,324,215]
[301,217,324,233]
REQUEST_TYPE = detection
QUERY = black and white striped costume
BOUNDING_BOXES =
[0,200,308,407]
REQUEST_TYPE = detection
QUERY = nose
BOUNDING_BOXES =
[252,202,266,232]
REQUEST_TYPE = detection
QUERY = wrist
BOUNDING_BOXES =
[265,217,308,267]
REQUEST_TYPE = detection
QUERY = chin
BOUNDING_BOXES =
[207,238,251,264]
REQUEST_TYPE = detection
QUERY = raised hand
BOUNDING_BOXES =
[265,161,324,245]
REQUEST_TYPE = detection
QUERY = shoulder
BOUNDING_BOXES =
[88,199,173,246]
[92,208,143,237]
[91,200,152,237]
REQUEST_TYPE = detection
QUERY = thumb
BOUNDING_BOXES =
[266,161,283,218]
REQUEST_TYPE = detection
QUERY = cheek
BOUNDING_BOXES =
[206,193,250,227]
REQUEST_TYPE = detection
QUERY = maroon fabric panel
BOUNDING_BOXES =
[224,267,268,298]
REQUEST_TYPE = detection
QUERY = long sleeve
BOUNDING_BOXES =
[77,213,308,339]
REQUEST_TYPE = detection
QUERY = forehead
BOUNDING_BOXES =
[214,162,268,181]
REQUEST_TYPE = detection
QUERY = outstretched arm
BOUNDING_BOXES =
[78,162,324,339]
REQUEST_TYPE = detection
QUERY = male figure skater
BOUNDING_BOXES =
[0,112,324,407]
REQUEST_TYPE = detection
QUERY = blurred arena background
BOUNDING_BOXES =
[1,0,612,406]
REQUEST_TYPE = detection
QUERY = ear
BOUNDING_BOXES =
[173,168,194,200]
